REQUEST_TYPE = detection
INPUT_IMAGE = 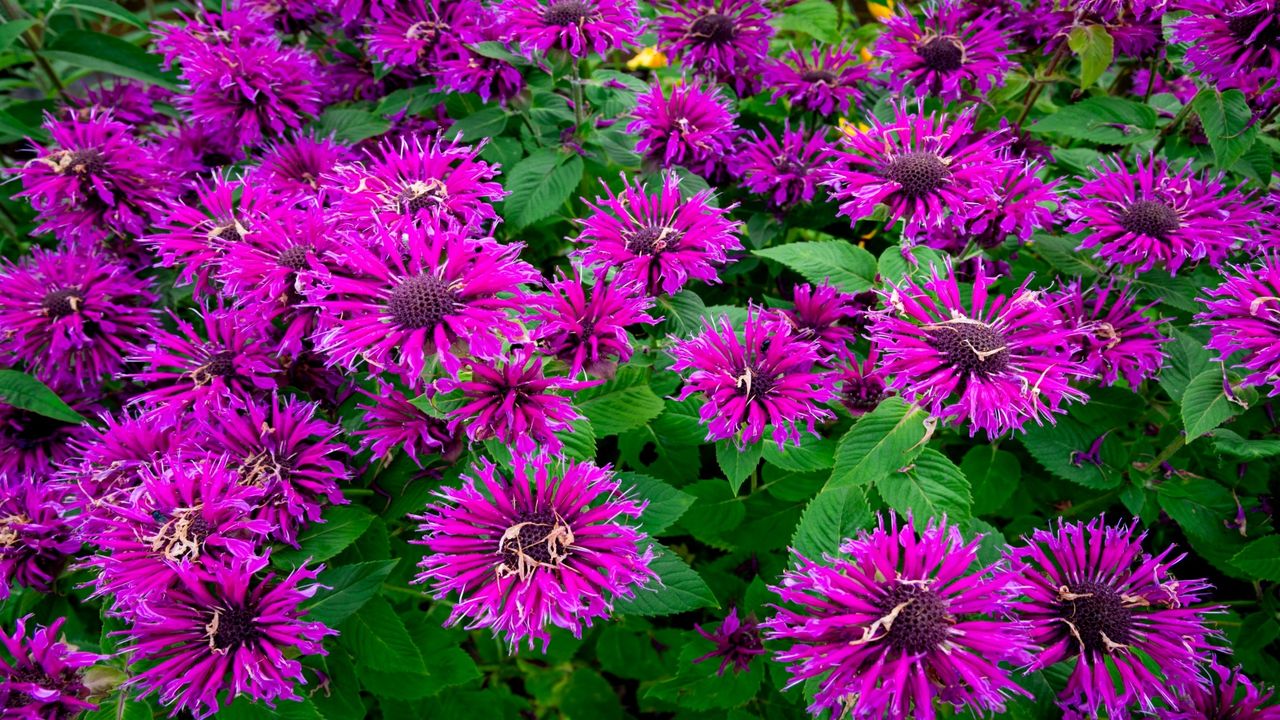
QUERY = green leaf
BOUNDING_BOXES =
[577,366,665,436]
[502,149,583,228]
[0,369,87,424]
[562,668,625,719]
[616,544,717,616]
[1211,429,1280,460]
[0,19,36,52]
[1020,416,1122,489]
[762,435,836,472]
[677,480,746,545]
[342,596,426,673]
[1033,232,1106,279]
[716,440,762,495]
[755,241,878,294]
[447,105,508,140]
[878,245,945,285]
[316,108,390,144]
[877,449,972,521]
[1231,536,1280,581]
[45,30,177,89]
[961,445,1021,516]
[1160,328,1213,403]
[1181,368,1242,440]
[273,506,374,568]
[644,642,764,710]
[60,0,147,28]
[659,289,710,336]
[82,697,151,720]
[828,398,931,490]
[557,416,597,461]
[772,0,840,42]
[221,695,325,720]
[616,472,695,535]
[1067,25,1113,90]
[304,560,398,626]
[791,486,873,558]
[1192,88,1259,168]
[1028,97,1157,145]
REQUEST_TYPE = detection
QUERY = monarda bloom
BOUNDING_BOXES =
[1174,0,1280,94]
[355,380,458,467]
[193,395,350,545]
[762,43,870,117]
[0,616,101,718]
[868,263,1088,437]
[764,515,1032,720]
[959,157,1060,247]
[628,81,739,177]
[86,455,271,614]
[120,556,334,719]
[529,269,659,376]
[669,306,835,449]
[0,247,156,390]
[823,102,1015,241]
[247,133,355,199]
[693,608,765,676]
[875,0,1016,102]
[575,173,742,296]
[837,349,890,415]
[1056,280,1168,388]
[436,13,526,104]
[501,0,641,58]
[62,409,178,528]
[780,282,863,360]
[413,455,655,649]
[1166,664,1280,719]
[1198,256,1280,396]
[312,217,538,384]
[729,123,837,209]
[365,0,478,69]
[15,110,169,244]
[126,306,280,412]
[656,0,774,94]
[325,134,505,231]
[0,476,78,598]
[1006,518,1220,719]
[1068,155,1262,276]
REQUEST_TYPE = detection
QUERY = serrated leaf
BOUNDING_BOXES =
[1231,536,1280,581]
[447,105,508,140]
[304,560,398,626]
[877,449,972,520]
[1020,417,1122,490]
[45,30,177,89]
[1161,327,1213,403]
[1193,88,1258,168]
[0,369,87,424]
[82,697,151,720]
[659,289,710,336]
[791,486,873,558]
[1210,429,1280,460]
[221,695,325,720]
[1067,25,1113,90]
[961,445,1021,516]
[616,544,717,616]
[716,440,762,495]
[755,241,877,294]
[617,472,695,535]
[557,416,597,461]
[772,0,840,42]
[828,397,930,490]
[577,367,665,436]
[317,108,390,144]
[1181,368,1241,440]
[1028,97,1156,145]
[342,596,426,673]
[762,435,836,472]
[273,505,374,568]
[643,642,764,710]
[503,149,583,228]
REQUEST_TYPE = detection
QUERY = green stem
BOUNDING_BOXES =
[381,584,426,598]
[1139,434,1186,472]
[570,60,586,130]
[1152,100,1195,154]
[343,488,375,497]
[1015,42,1069,128]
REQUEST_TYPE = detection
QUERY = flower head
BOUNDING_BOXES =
[656,0,774,93]
[529,269,659,375]
[730,123,837,209]
[365,0,479,69]
[628,81,739,177]
[1174,0,1280,94]
[837,349,890,415]
[780,282,864,360]
[693,608,765,676]
[876,0,1016,101]
[670,305,835,449]
[1166,663,1280,720]
[1056,279,1168,388]
[0,475,79,599]
[62,409,179,527]
[1007,518,1220,718]
[502,0,641,58]
[1198,256,1280,396]
[764,515,1032,720]
[355,381,459,467]
[762,43,870,116]
[436,13,526,103]
[412,455,655,650]
[248,133,355,198]
[0,616,101,719]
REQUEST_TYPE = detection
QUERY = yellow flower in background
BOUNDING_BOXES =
[859,47,874,63]
[627,47,668,70]
[868,0,895,20]
[837,117,870,135]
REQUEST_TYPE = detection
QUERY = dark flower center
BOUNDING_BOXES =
[884,152,949,198]
[876,582,952,654]
[739,361,777,403]
[238,449,294,488]
[918,36,965,72]
[542,0,595,25]
[1227,10,1280,49]
[727,626,764,653]
[42,287,84,318]
[395,180,449,214]
[406,20,445,43]
[277,244,312,271]
[800,68,838,84]
[4,667,58,708]
[214,225,243,244]
[207,605,261,653]
[925,320,1011,376]
[59,149,105,176]
[841,375,887,415]
[625,225,677,256]
[690,12,737,44]
[388,274,459,330]
[1118,199,1181,238]
[499,510,574,577]
[201,351,237,378]
[1059,579,1134,655]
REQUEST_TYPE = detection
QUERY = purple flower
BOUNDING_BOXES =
[837,349,890,415]
[248,133,355,199]
[325,134,506,231]
[436,13,526,103]
[693,608,765,675]
[193,395,350,546]
[670,306,835,449]
[355,380,459,467]
[126,306,280,412]
[0,247,156,390]
[1068,155,1262,276]
[868,262,1088,437]
[62,409,178,527]
[823,102,1015,241]
[575,173,742,296]
[1056,279,1168,388]
[14,111,170,245]
[529,269,659,375]
[729,123,837,209]
[0,616,101,719]
[762,43,870,116]
[412,454,655,649]
[876,0,1016,101]
[312,217,538,384]
[656,0,774,94]
[780,282,863,360]
[365,0,479,69]
[435,348,588,455]
[628,80,739,177]
[1198,256,1280,396]
[0,476,78,598]
[0,394,96,478]
[69,80,172,127]
[86,455,271,614]
[1007,518,1220,718]
[764,515,1032,720]
[1174,0,1280,94]
[1166,663,1280,719]
[120,556,334,718]
[501,0,641,58]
